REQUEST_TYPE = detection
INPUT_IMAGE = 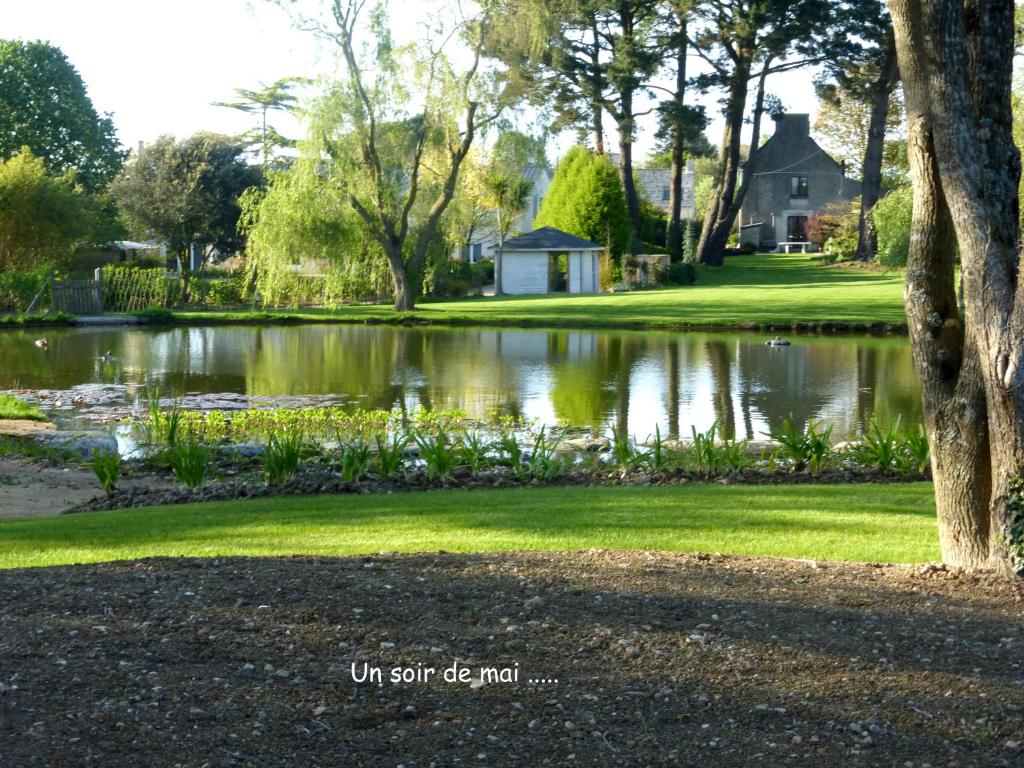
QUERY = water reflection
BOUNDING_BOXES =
[0,324,922,438]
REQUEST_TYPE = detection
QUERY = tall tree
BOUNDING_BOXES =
[535,147,631,256]
[0,148,92,271]
[655,0,700,259]
[0,40,125,192]
[691,0,833,266]
[213,77,308,169]
[486,1,661,247]
[888,0,1022,571]
[275,0,501,311]
[816,3,901,260]
[111,133,262,278]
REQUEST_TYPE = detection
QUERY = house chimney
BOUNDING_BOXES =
[772,113,810,138]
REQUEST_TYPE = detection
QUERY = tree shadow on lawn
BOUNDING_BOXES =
[0,551,1020,766]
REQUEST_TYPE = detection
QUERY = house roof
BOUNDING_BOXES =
[501,227,604,251]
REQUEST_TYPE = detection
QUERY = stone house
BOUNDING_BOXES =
[738,113,861,251]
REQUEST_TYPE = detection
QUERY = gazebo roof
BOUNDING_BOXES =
[501,227,604,252]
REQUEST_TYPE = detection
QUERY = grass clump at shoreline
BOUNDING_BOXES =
[0,394,46,422]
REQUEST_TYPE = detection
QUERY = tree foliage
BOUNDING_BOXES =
[0,40,125,192]
[241,153,391,306]
[273,0,502,311]
[0,147,92,271]
[534,147,630,256]
[213,77,309,168]
[111,133,262,265]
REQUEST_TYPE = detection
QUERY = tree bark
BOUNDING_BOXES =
[697,56,767,266]
[889,0,1021,570]
[696,53,751,266]
[855,33,899,261]
[666,13,687,260]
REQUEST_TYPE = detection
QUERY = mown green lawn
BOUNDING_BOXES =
[0,483,938,569]
[170,253,907,331]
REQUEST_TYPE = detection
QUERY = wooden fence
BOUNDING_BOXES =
[50,270,103,314]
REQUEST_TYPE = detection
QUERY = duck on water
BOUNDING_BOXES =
[765,336,791,347]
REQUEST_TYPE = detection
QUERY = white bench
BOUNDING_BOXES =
[777,242,811,253]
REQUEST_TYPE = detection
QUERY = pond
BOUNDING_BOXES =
[0,323,922,439]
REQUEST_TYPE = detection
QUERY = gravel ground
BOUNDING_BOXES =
[1,551,1023,767]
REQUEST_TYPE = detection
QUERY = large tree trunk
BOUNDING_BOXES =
[903,100,992,565]
[697,57,767,266]
[855,34,899,261]
[889,0,1021,570]
[666,13,687,260]
[386,247,415,311]
[617,109,643,248]
[696,53,752,266]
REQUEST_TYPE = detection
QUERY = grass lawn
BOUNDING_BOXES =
[169,253,907,331]
[0,394,46,422]
[0,483,938,569]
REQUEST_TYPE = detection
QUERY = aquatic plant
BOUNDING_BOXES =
[855,417,902,472]
[459,431,493,477]
[769,417,833,473]
[339,439,372,482]
[166,439,209,488]
[608,428,645,474]
[143,390,183,446]
[374,429,409,476]
[900,424,930,474]
[414,429,460,481]
[522,426,567,481]
[90,449,120,494]
[263,431,304,486]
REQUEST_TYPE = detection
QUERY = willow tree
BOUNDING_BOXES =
[888,0,1022,571]
[275,0,501,311]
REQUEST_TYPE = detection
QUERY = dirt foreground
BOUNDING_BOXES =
[1,550,1023,767]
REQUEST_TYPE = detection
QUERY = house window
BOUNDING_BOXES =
[661,187,670,202]
[790,176,809,197]
[470,243,483,263]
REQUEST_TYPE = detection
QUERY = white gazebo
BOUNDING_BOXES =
[498,227,604,295]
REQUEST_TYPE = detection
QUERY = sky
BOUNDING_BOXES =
[4,0,825,163]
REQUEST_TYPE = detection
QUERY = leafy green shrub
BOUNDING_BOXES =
[198,276,244,307]
[263,431,304,486]
[90,449,120,494]
[166,439,209,488]
[872,185,913,268]
[662,261,696,286]
[132,306,175,324]
[0,268,48,313]
[854,417,904,472]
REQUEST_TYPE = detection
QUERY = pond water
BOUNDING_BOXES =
[0,323,922,439]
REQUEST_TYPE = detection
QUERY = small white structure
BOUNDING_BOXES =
[499,227,604,295]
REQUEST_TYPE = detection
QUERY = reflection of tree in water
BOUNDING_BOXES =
[666,341,680,438]
[549,332,647,434]
[735,341,853,436]
[705,340,736,439]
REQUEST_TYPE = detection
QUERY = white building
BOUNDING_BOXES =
[499,227,603,295]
